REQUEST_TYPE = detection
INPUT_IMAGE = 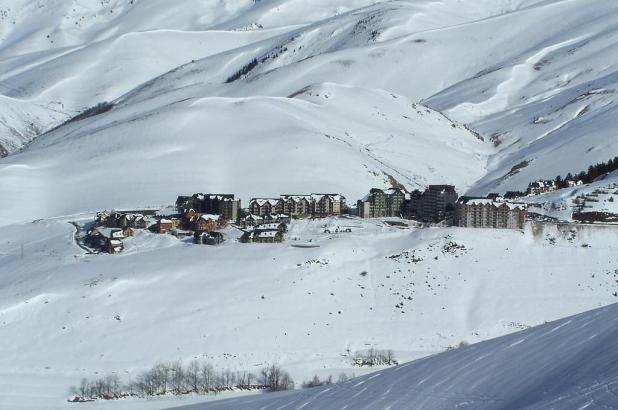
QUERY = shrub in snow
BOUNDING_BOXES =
[352,348,397,367]
[260,364,294,391]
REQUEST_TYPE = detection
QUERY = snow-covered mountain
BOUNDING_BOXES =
[174,302,618,410]
[1,0,617,218]
[1,1,618,409]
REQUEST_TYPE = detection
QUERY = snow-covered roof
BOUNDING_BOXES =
[281,195,312,202]
[257,230,279,238]
[95,227,124,239]
[207,195,237,202]
[311,193,343,202]
[200,214,220,221]
[258,223,283,230]
[251,198,280,206]
[462,198,526,210]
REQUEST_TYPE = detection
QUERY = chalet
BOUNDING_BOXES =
[280,195,313,218]
[194,231,225,245]
[454,197,526,229]
[249,198,282,216]
[273,214,292,224]
[170,229,193,239]
[95,211,111,226]
[86,227,125,254]
[527,180,558,196]
[357,188,406,218]
[155,219,174,233]
[240,229,284,244]
[311,194,345,217]
[192,214,226,232]
[241,213,263,228]
[256,222,287,233]
[133,216,153,230]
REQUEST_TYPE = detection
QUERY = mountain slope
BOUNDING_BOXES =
[0,83,488,225]
[2,0,617,201]
[174,302,618,410]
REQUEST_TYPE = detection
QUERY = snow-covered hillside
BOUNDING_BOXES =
[1,216,617,409]
[521,171,618,222]
[175,302,618,410]
[0,82,488,225]
[1,1,618,408]
[2,0,617,193]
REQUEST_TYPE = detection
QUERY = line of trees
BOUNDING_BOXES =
[351,348,398,367]
[69,360,294,402]
[301,372,354,388]
[505,156,618,199]
[537,156,618,192]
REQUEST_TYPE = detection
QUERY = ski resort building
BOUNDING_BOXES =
[455,197,526,229]
[194,231,225,245]
[406,185,459,222]
[86,227,126,254]
[280,195,313,217]
[312,194,345,217]
[357,188,406,218]
[239,229,284,243]
[527,180,558,196]
[249,198,282,216]
[176,194,241,222]
[248,194,346,218]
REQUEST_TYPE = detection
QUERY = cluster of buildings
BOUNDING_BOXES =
[87,184,532,255]
[86,211,153,254]
[248,194,346,219]
[357,185,526,229]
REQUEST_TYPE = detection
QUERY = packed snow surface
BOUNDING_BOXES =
[174,302,618,410]
[1,217,617,409]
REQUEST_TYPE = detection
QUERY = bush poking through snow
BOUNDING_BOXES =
[260,365,295,392]
[352,348,398,367]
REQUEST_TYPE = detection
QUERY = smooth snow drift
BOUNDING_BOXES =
[173,302,618,410]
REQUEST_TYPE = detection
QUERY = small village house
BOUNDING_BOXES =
[194,231,225,245]
[86,227,126,254]
[192,214,226,232]
[155,219,174,233]
[240,229,284,244]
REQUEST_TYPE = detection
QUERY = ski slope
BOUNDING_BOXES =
[174,302,618,410]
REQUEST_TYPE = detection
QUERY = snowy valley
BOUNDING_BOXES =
[1,0,618,409]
